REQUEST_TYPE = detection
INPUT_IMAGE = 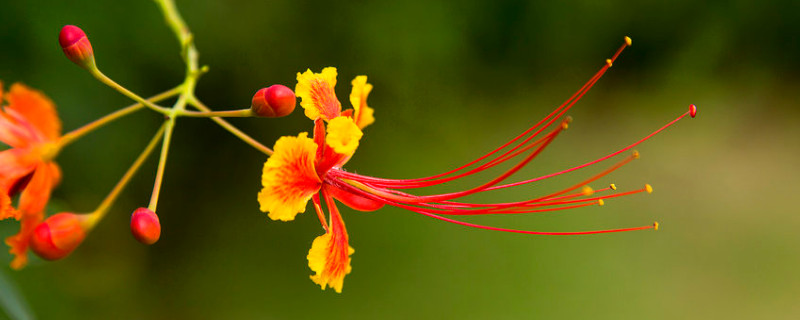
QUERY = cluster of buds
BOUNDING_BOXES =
[1,24,300,268]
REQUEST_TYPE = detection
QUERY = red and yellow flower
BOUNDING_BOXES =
[0,81,63,269]
[258,67,375,292]
[259,40,695,293]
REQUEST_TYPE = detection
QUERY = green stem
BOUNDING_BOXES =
[175,108,254,118]
[189,97,273,155]
[154,0,199,113]
[148,116,176,212]
[58,86,182,148]
[86,122,167,229]
[89,69,172,114]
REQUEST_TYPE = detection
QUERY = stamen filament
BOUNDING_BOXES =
[341,182,654,235]
[483,108,694,191]
[332,39,634,191]
[349,43,621,186]
[347,119,566,189]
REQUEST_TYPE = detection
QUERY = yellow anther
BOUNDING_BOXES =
[625,36,632,46]
[598,199,605,206]
[606,59,613,67]
[581,185,594,196]
[645,184,653,193]
[653,221,659,231]
[609,183,617,190]
[632,150,640,159]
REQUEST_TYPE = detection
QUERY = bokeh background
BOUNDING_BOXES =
[1,0,799,319]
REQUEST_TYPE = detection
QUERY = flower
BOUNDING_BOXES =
[0,81,63,269]
[259,40,695,293]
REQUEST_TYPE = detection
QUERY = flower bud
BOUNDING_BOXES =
[59,25,96,70]
[30,213,87,261]
[130,207,161,245]
[251,85,296,117]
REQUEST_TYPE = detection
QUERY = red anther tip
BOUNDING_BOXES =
[689,104,697,118]
[30,213,87,261]
[131,208,161,245]
[59,25,86,48]
[251,85,296,117]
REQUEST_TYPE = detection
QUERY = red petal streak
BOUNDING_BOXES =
[312,193,329,232]
[326,183,384,212]
[313,119,347,177]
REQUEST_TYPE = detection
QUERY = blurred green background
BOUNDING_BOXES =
[1,0,799,319]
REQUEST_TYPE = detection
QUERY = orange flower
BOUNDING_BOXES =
[260,45,695,292]
[0,81,63,269]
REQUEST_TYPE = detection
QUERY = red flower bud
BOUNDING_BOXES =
[251,85,296,117]
[131,208,161,245]
[30,213,87,261]
[59,25,96,70]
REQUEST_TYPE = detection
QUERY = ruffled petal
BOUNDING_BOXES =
[349,76,375,129]
[6,83,61,141]
[18,162,60,215]
[258,133,322,221]
[325,116,362,156]
[295,67,342,121]
[5,206,44,269]
[0,190,17,220]
[307,200,353,293]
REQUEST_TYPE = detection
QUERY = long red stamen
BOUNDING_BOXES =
[319,37,681,237]
[349,38,631,187]
[345,119,566,203]
[333,180,656,235]
[342,117,568,189]
[483,108,694,191]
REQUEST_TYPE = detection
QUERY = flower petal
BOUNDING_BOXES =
[295,67,342,121]
[0,107,42,148]
[4,206,44,270]
[0,191,17,221]
[325,116,362,156]
[307,201,353,293]
[18,162,61,215]
[5,83,61,141]
[0,148,38,194]
[349,76,375,129]
[258,133,322,221]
